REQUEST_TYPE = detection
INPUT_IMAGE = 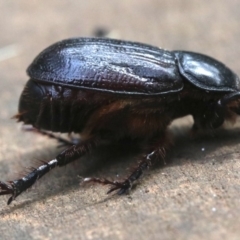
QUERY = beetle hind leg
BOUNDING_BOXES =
[84,158,152,195]
[0,136,100,204]
[22,126,79,146]
[84,133,171,195]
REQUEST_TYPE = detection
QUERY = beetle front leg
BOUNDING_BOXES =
[191,100,226,133]
[84,133,171,195]
[191,92,240,133]
[0,137,99,205]
[218,92,240,115]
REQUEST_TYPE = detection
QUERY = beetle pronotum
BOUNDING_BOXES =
[1,38,240,204]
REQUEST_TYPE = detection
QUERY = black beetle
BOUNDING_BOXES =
[1,37,240,205]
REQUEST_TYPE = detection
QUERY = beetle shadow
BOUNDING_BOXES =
[1,124,240,212]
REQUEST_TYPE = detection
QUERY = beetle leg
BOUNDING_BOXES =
[191,100,225,133]
[84,133,170,195]
[84,157,153,194]
[22,126,78,147]
[192,92,240,133]
[0,136,99,205]
[218,92,240,106]
[218,92,240,115]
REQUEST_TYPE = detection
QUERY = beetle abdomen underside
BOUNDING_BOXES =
[18,79,173,135]
[18,80,95,132]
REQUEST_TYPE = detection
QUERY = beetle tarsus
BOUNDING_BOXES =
[0,181,14,195]
[84,159,150,195]
[0,181,15,205]
[83,177,131,194]
[84,135,169,195]
[108,180,131,195]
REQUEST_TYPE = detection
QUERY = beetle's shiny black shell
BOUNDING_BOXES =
[27,38,183,96]
[27,38,240,96]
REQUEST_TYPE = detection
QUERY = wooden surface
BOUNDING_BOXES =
[0,1,240,239]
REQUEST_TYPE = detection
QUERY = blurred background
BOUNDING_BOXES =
[0,1,240,239]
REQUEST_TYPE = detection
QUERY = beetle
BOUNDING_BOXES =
[0,37,240,205]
